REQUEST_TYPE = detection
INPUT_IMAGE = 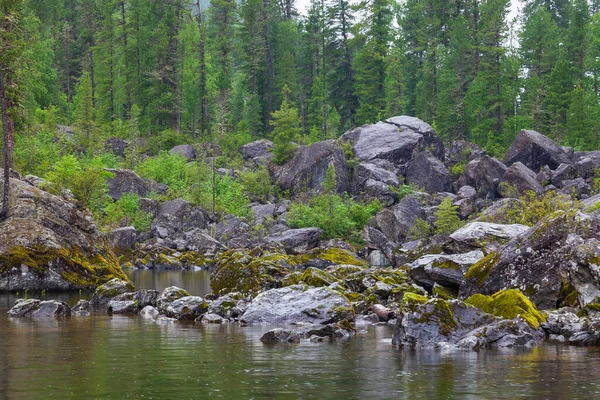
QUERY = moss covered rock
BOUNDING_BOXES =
[460,211,600,310]
[465,289,546,328]
[210,250,293,295]
[0,178,129,292]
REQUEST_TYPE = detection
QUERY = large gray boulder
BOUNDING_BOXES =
[107,226,137,253]
[405,151,453,193]
[151,198,210,240]
[157,286,191,313]
[241,285,353,325]
[457,156,507,199]
[275,140,349,195]
[91,278,135,308]
[8,299,71,318]
[169,144,196,161]
[460,212,600,309]
[341,122,422,166]
[267,228,323,253]
[386,116,445,160]
[214,216,254,249]
[504,129,572,171]
[392,295,543,349]
[498,162,544,197]
[352,162,400,197]
[446,222,530,253]
[0,178,129,292]
[105,168,168,201]
[163,296,208,320]
[409,251,484,288]
[370,195,426,244]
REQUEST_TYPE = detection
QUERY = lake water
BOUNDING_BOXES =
[1,270,600,399]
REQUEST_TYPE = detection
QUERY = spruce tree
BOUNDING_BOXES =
[271,85,301,164]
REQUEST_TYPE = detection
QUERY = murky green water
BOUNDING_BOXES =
[1,271,600,399]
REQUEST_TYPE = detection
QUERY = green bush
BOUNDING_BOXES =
[135,152,194,195]
[146,129,190,156]
[287,193,381,241]
[239,165,278,202]
[435,196,463,235]
[14,130,62,177]
[45,155,112,213]
[102,193,153,232]
[188,173,252,219]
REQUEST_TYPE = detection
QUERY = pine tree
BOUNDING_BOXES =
[353,0,393,124]
[271,85,301,164]
[546,57,573,140]
[73,71,97,152]
[566,85,590,150]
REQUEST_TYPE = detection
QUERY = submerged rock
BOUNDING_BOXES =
[140,305,160,319]
[72,300,91,316]
[108,300,139,314]
[260,328,302,344]
[241,285,353,325]
[163,296,208,320]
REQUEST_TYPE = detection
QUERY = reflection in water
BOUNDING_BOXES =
[1,271,600,398]
[127,269,212,297]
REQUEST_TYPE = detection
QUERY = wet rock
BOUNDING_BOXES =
[392,293,543,349]
[105,168,168,201]
[133,289,159,308]
[303,324,353,339]
[267,228,323,253]
[409,251,484,288]
[542,309,600,346]
[108,300,139,314]
[405,151,453,193]
[108,226,137,253]
[446,222,529,253]
[260,328,301,344]
[498,162,544,197]
[156,286,191,313]
[169,144,196,161]
[155,315,177,325]
[91,278,135,308]
[71,300,91,316]
[241,285,353,325]
[371,304,395,322]
[275,140,349,196]
[8,299,71,318]
[504,129,572,171]
[163,296,208,320]
[457,156,507,199]
[198,313,224,324]
[140,305,160,319]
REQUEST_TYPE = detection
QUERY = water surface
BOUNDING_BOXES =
[1,271,599,399]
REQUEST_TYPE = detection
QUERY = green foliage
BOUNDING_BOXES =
[322,163,337,194]
[435,196,463,235]
[102,194,153,232]
[135,152,193,195]
[239,165,277,202]
[14,130,62,177]
[408,218,432,240]
[450,162,466,179]
[390,184,417,201]
[287,193,381,241]
[45,155,112,213]
[271,85,301,165]
[146,130,190,156]
[480,190,580,226]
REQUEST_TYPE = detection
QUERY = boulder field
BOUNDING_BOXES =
[7,115,600,349]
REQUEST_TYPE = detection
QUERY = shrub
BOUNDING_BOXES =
[435,196,463,235]
[480,190,579,226]
[146,129,189,156]
[239,165,277,202]
[188,170,251,219]
[287,193,381,241]
[14,130,62,177]
[45,155,112,213]
[102,193,153,232]
[135,152,193,195]
[408,218,432,240]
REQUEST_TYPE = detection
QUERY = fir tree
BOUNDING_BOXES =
[271,85,301,164]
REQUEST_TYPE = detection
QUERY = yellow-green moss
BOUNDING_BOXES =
[464,251,500,286]
[465,289,546,328]
[298,248,368,267]
[402,293,458,336]
[558,280,579,308]
[431,259,461,270]
[0,243,128,289]
[433,283,457,300]
[325,264,365,280]
[402,292,428,305]
[300,267,339,287]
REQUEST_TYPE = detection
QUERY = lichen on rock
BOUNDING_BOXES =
[465,289,546,328]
